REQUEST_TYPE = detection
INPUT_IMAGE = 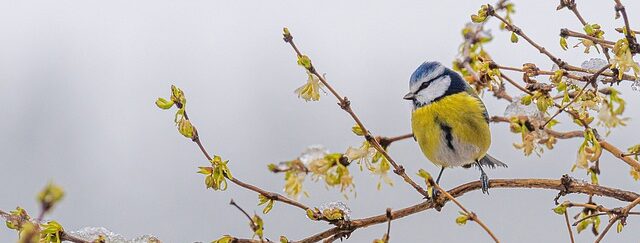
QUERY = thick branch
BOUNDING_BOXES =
[295,177,639,243]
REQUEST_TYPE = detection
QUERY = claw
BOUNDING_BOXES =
[480,172,489,194]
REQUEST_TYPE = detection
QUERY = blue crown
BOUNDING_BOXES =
[409,61,445,87]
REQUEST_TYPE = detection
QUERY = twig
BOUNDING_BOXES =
[377,134,413,148]
[230,199,258,230]
[541,80,590,128]
[500,73,532,95]
[489,8,566,68]
[594,215,620,243]
[385,208,392,242]
[183,108,312,212]
[572,212,608,226]
[490,7,636,82]
[432,183,500,242]
[564,212,576,243]
[561,28,615,46]
[283,30,429,199]
[613,0,639,53]
[490,115,640,171]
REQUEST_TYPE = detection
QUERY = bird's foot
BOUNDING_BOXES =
[480,172,490,194]
[431,187,440,200]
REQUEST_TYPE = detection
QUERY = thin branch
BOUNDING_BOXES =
[561,28,615,46]
[377,134,413,148]
[432,183,500,242]
[572,212,608,226]
[230,199,258,229]
[295,177,640,243]
[613,0,639,53]
[283,30,429,199]
[490,7,636,82]
[564,212,576,243]
[183,108,312,212]
[594,215,619,243]
[490,115,640,171]
[489,8,566,68]
[500,73,533,95]
[385,208,392,242]
[542,79,591,128]
[565,0,587,25]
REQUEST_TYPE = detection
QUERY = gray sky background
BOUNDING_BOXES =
[1,1,640,242]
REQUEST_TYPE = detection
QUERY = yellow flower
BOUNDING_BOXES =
[307,157,333,176]
[610,39,640,79]
[294,72,325,101]
[630,168,640,181]
[284,170,305,198]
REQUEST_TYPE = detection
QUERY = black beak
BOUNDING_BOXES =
[403,92,415,100]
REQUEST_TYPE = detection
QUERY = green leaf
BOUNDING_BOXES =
[155,97,174,109]
[560,37,568,50]
[510,32,519,43]
[552,204,567,215]
[351,124,365,136]
[297,55,312,69]
[455,212,469,225]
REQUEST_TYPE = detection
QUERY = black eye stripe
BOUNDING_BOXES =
[417,73,445,92]
[419,81,431,90]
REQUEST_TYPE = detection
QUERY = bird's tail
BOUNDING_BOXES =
[465,154,508,169]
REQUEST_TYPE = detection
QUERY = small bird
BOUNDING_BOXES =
[403,61,506,194]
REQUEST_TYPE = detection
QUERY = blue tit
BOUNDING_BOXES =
[403,61,506,194]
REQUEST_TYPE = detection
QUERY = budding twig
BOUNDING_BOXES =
[180,106,312,212]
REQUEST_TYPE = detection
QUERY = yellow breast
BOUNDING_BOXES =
[411,92,491,167]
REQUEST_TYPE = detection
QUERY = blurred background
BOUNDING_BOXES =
[1,0,639,242]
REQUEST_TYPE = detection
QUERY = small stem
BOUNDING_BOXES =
[542,80,590,128]
[563,212,576,243]
[572,212,608,226]
[561,28,616,46]
[181,107,311,212]
[230,199,257,229]
[594,215,620,243]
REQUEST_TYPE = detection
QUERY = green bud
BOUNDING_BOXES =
[177,119,195,139]
[351,124,365,136]
[306,208,318,220]
[560,37,568,50]
[521,95,532,105]
[456,212,469,225]
[297,55,312,69]
[212,235,234,243]
[155,97,174,109]
[552,204,567,215]
[280,236,289,243]
[38,182,65,212]
[617,221,624,233]
[510,32,519,43]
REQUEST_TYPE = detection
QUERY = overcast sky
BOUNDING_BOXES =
[1,1,640,242]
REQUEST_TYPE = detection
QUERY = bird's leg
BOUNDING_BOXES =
[476,160,490,194]
[430,167,445,199]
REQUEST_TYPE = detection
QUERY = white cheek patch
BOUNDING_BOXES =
[415,76,451,105]
[409,64,445,94]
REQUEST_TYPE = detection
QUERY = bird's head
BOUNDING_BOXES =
[403,61,468,108]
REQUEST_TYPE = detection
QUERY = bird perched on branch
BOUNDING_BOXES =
[403,61,506,194]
